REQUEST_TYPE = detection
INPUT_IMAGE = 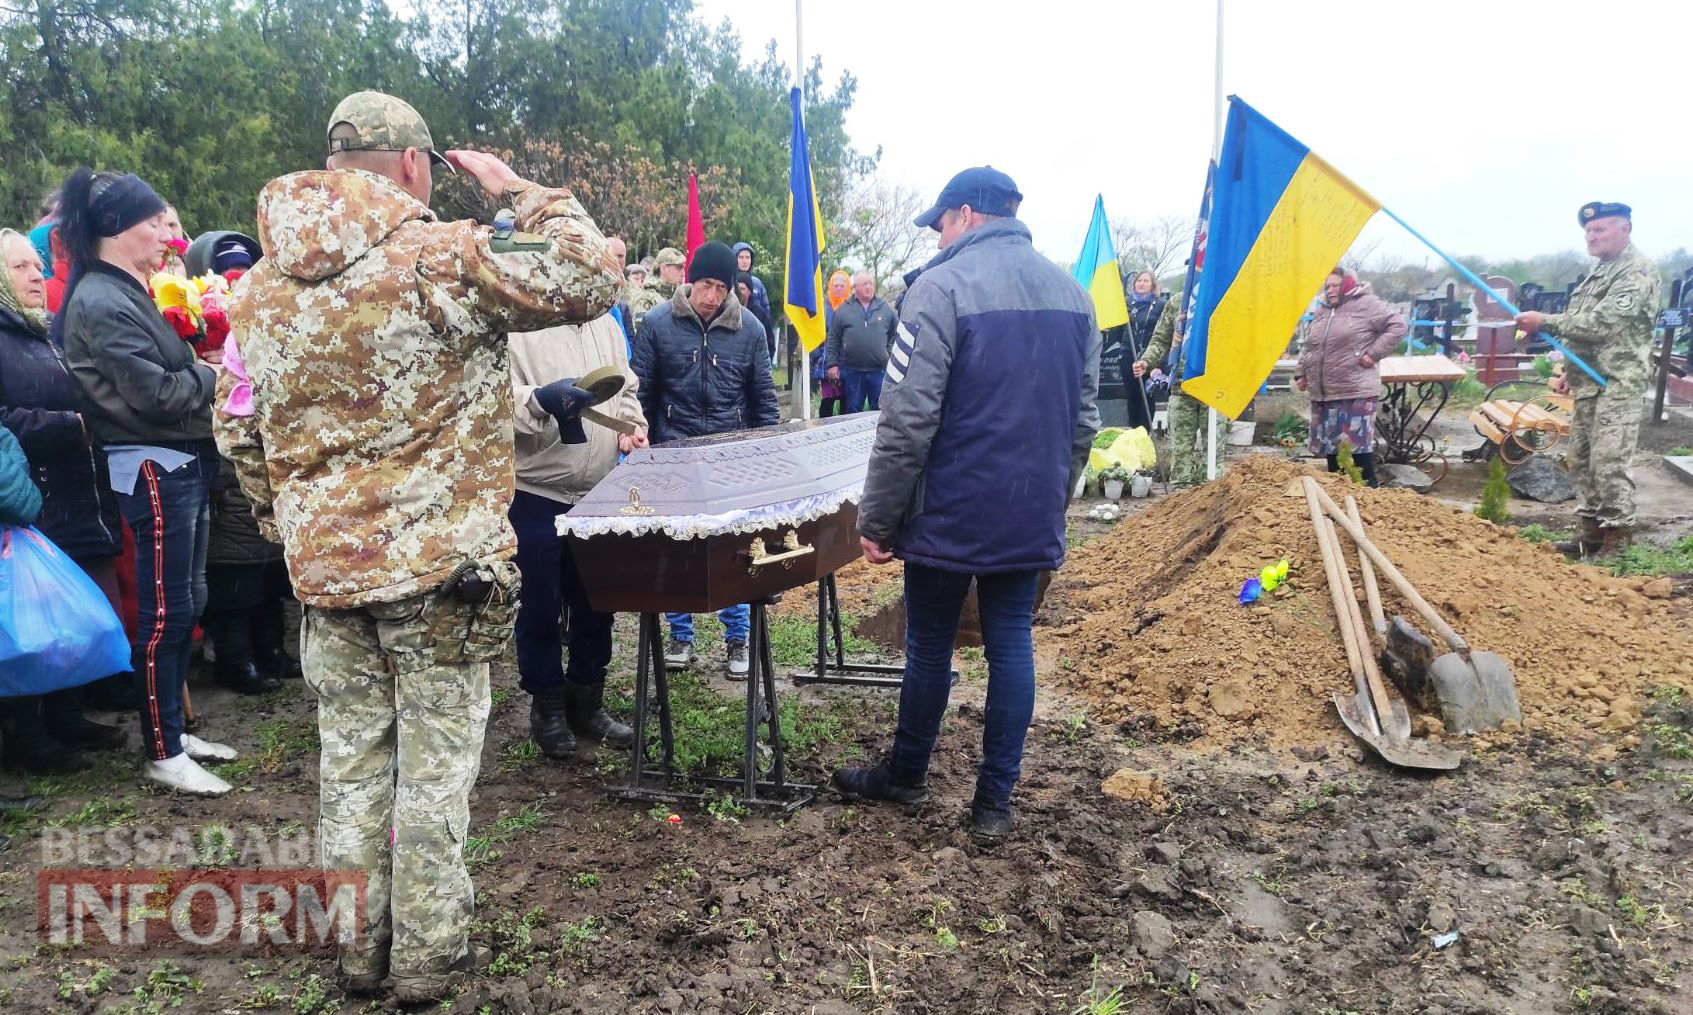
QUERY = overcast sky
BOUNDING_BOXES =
[694,0,1693,270]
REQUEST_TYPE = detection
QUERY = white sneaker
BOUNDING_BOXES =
[144,754,233,796]
[181,734,238,763]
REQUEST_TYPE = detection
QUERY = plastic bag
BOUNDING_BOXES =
[0,526,131,696]
[1087,426,1159,476]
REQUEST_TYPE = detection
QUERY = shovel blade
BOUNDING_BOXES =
[1430,651,1523,735]
[1331,692,1464,772]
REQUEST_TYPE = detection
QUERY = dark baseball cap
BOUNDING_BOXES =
[913,166,1023,230]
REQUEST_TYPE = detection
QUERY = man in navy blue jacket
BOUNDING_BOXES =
[834,167,1100,840]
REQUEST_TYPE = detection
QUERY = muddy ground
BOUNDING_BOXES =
[5,427,1693,1014]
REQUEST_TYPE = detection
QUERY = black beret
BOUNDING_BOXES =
[1578,201,1631,225]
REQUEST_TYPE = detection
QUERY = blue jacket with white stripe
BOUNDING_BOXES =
[858,219,1100,574]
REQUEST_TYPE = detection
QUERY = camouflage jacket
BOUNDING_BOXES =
[1544,242,1661,397]
[1134,297,1182,381]
[216,169,621,608]
[627,279,675,331]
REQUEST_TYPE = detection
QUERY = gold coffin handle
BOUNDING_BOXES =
[744,530,815,573]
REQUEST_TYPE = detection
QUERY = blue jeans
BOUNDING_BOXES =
[667,606,750,645]
[115,446,214,761]
[508,490,614,693]
[889,563,1040,805]
[842,367,884,414]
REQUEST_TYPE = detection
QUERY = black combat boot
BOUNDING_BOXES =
[1553,517,1603,558]
[969,794,1015,842]
[529,688,576,759]
[832,760,929,806]
[563,683,633,749]
[1354,452,1380,488]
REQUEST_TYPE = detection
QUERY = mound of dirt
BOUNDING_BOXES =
[1039,455,1693,747]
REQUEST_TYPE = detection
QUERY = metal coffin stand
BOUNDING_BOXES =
[790,573,904,688]
[561,415,877,813]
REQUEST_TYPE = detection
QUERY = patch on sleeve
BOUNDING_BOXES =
[885,321,919,384]
[1613,292,1635,311]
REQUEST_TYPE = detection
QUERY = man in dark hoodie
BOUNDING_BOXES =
[632,240,778,678]
[732,242,776,364]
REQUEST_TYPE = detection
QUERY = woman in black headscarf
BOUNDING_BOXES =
[56,168,235,797]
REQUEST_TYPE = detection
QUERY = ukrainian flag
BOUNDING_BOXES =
[1184,97,1380,418]
[1073,195,1129,330]
[783,87,827,353]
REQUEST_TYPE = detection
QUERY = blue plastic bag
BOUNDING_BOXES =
[0,526,131,696]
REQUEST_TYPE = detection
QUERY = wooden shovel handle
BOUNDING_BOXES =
[1346,496,1387,639]
[1304,478,1468,654]
[1304,478,1369,708]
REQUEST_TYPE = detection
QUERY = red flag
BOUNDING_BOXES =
[684,173,705,271]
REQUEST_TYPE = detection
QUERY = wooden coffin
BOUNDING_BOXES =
[560,414,876,614]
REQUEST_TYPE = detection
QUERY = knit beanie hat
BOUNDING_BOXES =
[688,241,736,288]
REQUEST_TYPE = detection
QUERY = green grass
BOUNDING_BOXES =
[1665,446,1693,457]
[465,801,545,869]
[1598,535,1693,577]
[629,667,858,778]
[1519,523,1565,545]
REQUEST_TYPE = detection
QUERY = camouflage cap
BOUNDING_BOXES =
[327,91,453,172]
[652,247,686,268]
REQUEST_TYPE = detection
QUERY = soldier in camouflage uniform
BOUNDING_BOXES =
[215,91,621,1003]
[1516,201,1661,556]
[626,245,685,331]
[1131,295,1223,487]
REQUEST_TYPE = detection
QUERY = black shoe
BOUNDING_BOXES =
[215,660,281,696]
[81,674,138,712]
[969,796,1015,841]
[0,722,87,774]
[254,644,303,680]
[44,711,125,751]
[563,683,633,749]
[832,762,929,806]
[0,794,45,814]
[529,690,577,759]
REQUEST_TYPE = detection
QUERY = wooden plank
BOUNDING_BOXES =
[1469,411,1506,445]
[1378,353,1468,385]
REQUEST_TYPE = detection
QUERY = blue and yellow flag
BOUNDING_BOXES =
[1184,97,1380,418]
[783,87,827,353]
[1072,195,1129,330]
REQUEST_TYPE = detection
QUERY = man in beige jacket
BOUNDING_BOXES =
[509,312,646,758]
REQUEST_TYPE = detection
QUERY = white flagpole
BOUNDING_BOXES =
[1205,0,1224,480]
[795,0,813,421]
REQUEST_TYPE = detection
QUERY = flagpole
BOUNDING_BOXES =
[1204,0,1224,481]
[794,0,813,421]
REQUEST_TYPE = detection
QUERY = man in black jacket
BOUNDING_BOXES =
[631,241,777,678]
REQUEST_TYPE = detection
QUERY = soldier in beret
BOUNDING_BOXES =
[1515,202,1661,555]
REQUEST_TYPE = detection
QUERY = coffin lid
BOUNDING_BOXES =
[558,414,876,540]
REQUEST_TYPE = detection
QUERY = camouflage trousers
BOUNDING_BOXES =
[301,588,503,980]
[1165,389,1228,488]
[1568,387,1642,528]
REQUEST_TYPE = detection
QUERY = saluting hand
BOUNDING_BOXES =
[445,149,522,201]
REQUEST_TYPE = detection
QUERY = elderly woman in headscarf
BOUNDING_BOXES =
[1293,266,1406,487]
[55,168,236,797]
[0,227,128,776]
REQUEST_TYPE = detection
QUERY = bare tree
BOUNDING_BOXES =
[1111,214,1191,284]
[833,178,936,287]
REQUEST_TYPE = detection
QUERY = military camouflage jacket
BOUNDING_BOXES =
[216,169,621,608]
[627,279,676,331]
[1543,242,1661,398]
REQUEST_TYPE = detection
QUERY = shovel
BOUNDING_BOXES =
[1308,481,1523,734]
[1303,478,1460,770]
